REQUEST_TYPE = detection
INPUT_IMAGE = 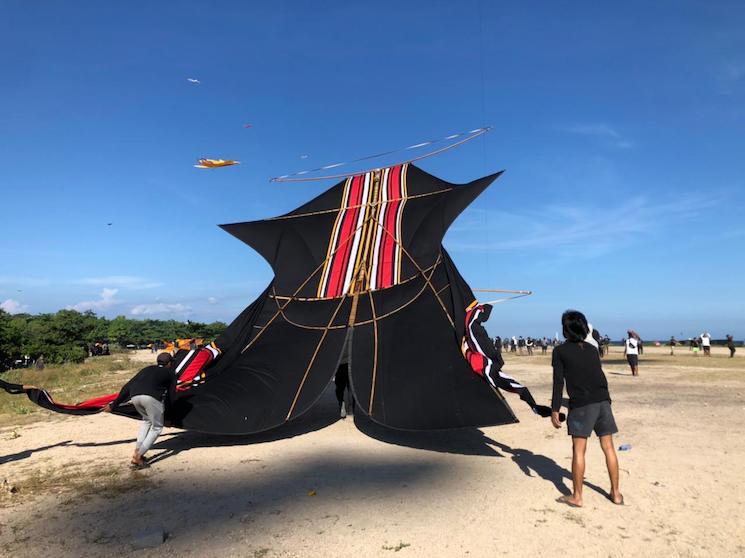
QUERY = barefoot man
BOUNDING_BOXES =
[551,310,623,507]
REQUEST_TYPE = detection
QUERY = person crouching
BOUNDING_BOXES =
[104,352,174,468]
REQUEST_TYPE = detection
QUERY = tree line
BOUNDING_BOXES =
[0,309,227,368]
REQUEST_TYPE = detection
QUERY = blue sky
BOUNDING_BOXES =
[1,1,743,340]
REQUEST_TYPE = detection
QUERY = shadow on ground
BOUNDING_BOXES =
[0,440,73,465]
[146,384,341,464]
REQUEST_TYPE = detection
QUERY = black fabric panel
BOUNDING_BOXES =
[348,269,517,430]
[441,248,476,343]
[174,295,349,434]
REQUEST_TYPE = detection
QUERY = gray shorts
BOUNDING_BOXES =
[567,400,618,438]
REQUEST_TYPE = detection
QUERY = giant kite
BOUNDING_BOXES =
[2,163,556,433]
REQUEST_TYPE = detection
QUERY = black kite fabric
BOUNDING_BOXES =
[1,163,519,433]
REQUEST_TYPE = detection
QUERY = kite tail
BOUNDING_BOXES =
[482,369,560,419]
[0,378,25,394]
[174,342,222,392]
[461,305,564,421]
[1,377,122,416]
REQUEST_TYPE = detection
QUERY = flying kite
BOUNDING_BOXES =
[187,78,201,84]
[194,158,240,169]
[243,123,253,128]
[1,162,555,433]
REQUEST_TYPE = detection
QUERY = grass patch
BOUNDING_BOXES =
[1,463,156,504]
[0,355,136,423]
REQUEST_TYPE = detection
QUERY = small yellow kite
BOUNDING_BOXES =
[194,158,241,169]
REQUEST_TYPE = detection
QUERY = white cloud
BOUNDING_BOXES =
[564,123,633,149]
[0,299,28,314]
[207,297,218,305]
[74,276,162,289]
[448,194,717,259]
[130,303,191,317]
[69,288,120,312]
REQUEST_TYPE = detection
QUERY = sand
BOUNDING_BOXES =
[1,346,744,557]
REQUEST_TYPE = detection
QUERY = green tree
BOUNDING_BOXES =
[108,315,135,346]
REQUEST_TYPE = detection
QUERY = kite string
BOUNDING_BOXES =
[366,288,379,415]
[267,259,442,330]
[271,127,491,183]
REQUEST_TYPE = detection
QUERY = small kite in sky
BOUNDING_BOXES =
[187,78,201,84]
[107,223,112,226]
[194,158,240,169]
[300,154,309,159]
[243,123,253,128]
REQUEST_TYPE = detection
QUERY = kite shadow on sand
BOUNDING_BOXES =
[0,440,73,466]
[357,421,608,499]
[144,385,341,465]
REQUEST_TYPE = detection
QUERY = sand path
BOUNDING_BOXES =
[1,347,743,557]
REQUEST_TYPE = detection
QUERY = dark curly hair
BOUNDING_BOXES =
[561,310,589,342]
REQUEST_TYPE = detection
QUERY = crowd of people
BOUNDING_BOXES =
[492,333,613,358]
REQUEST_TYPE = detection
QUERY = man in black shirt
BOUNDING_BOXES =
[104,352,174,468]
[551,310,623,507]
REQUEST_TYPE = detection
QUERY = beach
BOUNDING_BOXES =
[1,346,743,557]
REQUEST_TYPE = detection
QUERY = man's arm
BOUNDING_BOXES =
[109,380,132,410]
[551,349,565,412]
[550,351,565,429]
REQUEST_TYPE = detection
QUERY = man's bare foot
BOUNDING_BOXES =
[610,492,624,505]
[557,495,583,508]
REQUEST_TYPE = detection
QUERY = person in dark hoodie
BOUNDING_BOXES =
[551,310,622,507]
[103,352,174,468]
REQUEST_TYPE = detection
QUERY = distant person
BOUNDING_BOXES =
[510,336,517,353]
[726,335,736,358]
[551,310,623,507]
[518,336,525,354]
[493,336,502,356]
[103,352,175,468]
[669,336,677,355]
[541,337,548,355]
[35,355,45,370]
[334,338,354,419]
[623,332,639,376]
[526,337,534,356]
[700,332,711,356]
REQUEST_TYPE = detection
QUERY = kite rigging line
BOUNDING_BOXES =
[473,288,533,305]
[270,127,491,183]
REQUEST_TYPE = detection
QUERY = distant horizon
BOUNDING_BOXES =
[0,302,739,343]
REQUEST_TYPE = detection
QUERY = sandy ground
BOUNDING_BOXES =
[1,346,744,558]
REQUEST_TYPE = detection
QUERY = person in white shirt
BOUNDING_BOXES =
[623,331,640,376]
[700,332,711,356]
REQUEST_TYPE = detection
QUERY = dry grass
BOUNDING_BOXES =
[0,355,137,424]
[1,463,156,505]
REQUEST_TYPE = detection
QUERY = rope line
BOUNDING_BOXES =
[271,127,491,182]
